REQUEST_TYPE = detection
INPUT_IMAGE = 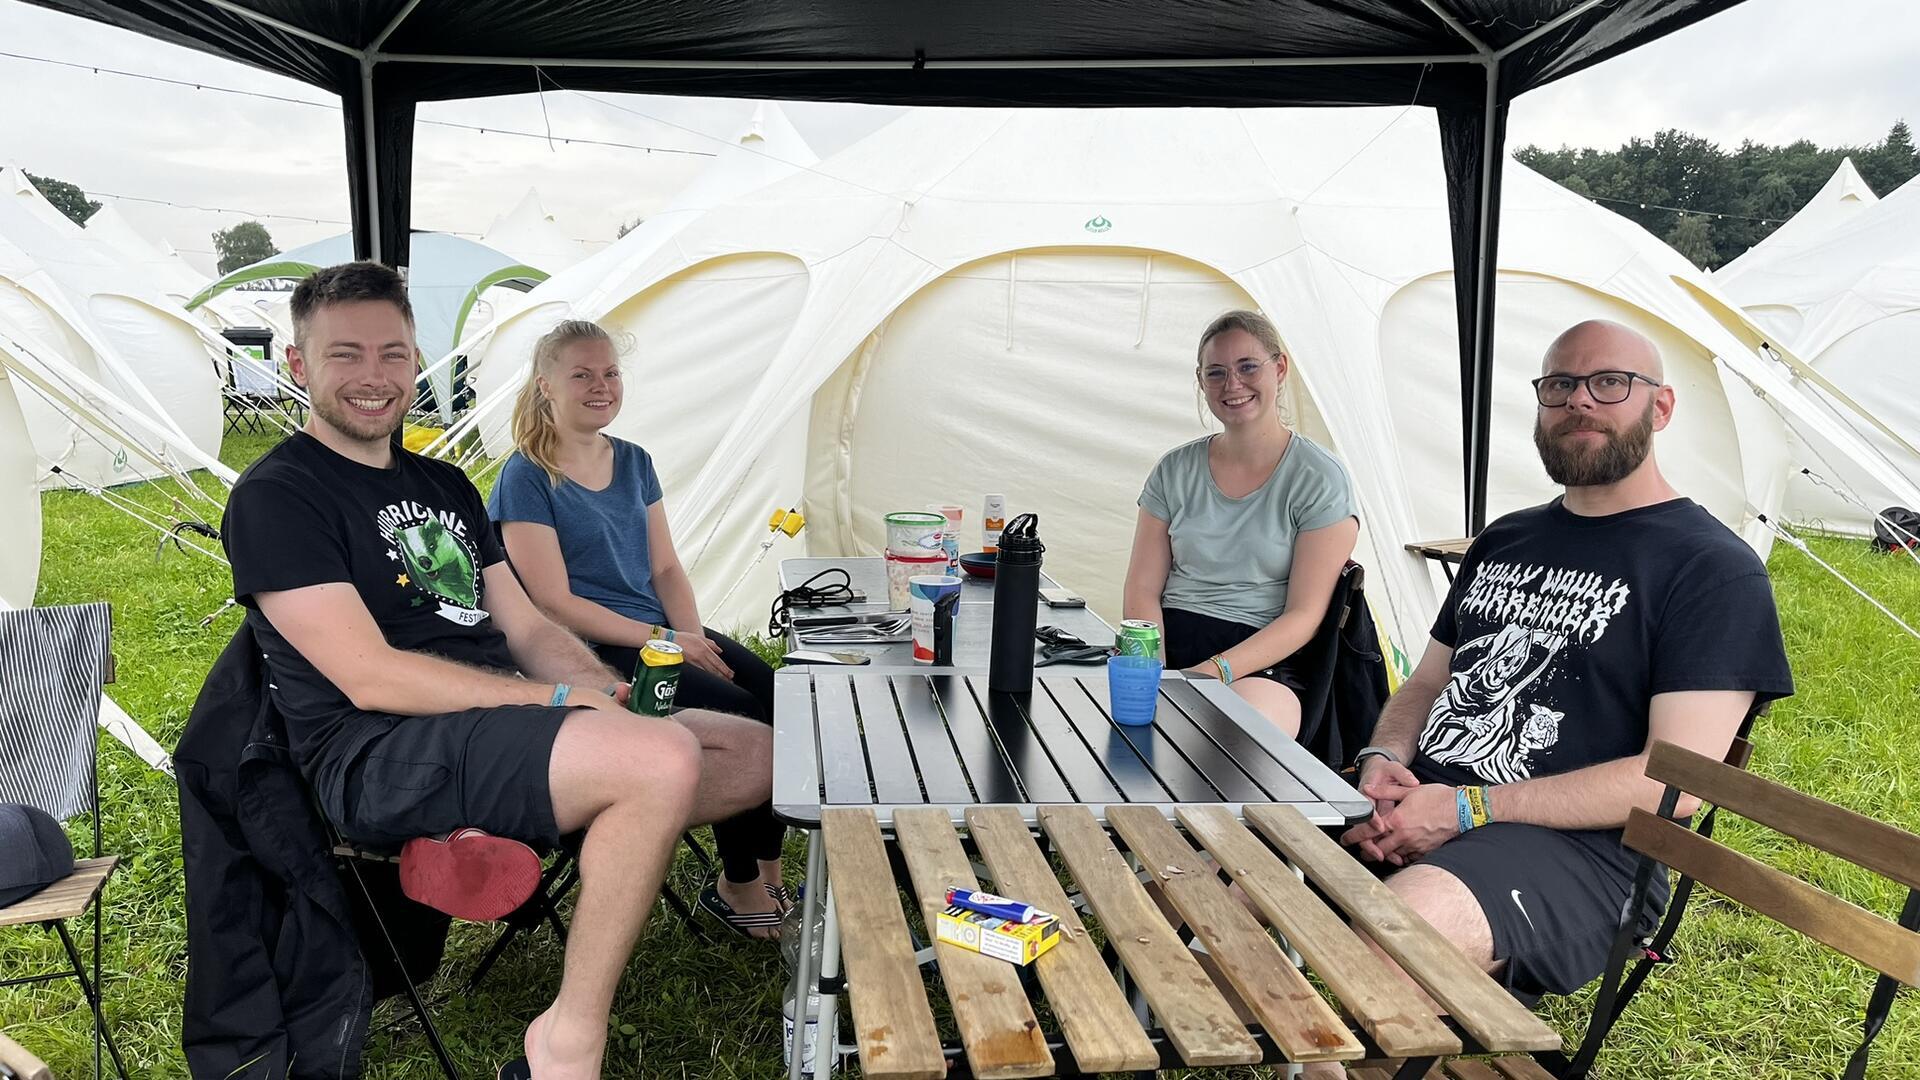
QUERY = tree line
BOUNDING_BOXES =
[1515,121,1918,270]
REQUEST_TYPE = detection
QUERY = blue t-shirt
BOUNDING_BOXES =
[487,438,667,625]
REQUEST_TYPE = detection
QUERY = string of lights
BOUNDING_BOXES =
[0,49,715,158]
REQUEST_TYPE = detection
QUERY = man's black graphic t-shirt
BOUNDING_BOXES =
[223,432,513,772]
[1416,497,1793,790]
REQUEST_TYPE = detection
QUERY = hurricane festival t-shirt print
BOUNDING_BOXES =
[1421,559,1632,784]
[376,498,489,627]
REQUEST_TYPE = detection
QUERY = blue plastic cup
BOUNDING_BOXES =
[1107,654,1164,726]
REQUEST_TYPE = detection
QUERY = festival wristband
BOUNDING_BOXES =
[1210,654,1234,684]
[1465,785,1492,828]
[666,628,678,643]
[1456,787,1476,834]
[649,624,664,640]
[550,683,572,707]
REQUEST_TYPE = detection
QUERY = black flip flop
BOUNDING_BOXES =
[698,878,786,939]
[496,1056,531,1080]
[766,880,797,912]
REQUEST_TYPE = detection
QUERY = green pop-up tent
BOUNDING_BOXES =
[188,231,546,422]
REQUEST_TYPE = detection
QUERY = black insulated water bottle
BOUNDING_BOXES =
[988,512,1044,694]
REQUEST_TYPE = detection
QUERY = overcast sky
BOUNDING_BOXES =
[2,0,1915,277]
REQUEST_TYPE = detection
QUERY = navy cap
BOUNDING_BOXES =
[0,804,74,907]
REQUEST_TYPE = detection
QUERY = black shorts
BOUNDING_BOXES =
[311,705,571,851]
[1161,607,1307,694]
[1416,822,1665,1000]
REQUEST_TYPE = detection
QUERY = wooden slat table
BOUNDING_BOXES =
[819,805,1562,1079]
[1403,538,1474,583]
[778,667,1440,1078]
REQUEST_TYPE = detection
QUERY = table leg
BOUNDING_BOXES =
[789,832,825,1080]
[814,883,845,1076]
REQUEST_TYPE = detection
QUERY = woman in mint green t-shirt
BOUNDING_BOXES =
[1123,310,1359,738]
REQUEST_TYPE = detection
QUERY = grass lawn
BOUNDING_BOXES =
[4,429,1917,1078]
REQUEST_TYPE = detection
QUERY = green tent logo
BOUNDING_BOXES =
[111,448,128,473]
[1084,215,1113,233]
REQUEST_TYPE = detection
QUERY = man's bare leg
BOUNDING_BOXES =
[1300,865,1499,1079]
[525,710,706,1080]
[677,710,784,935]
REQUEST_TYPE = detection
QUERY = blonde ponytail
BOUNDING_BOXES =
[509,319,616,486]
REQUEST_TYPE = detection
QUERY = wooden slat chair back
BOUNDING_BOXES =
[1583,740,1920,1080]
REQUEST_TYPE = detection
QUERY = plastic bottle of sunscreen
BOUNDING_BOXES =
[982,494,1007,554]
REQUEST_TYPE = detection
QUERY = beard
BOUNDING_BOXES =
[1533,401,1654,487]
[310,391,410,444]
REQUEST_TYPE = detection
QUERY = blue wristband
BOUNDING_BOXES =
[1456,787,1476,833]
[665,628,677,643]
[1211,654,1233,684]
[550,682,571,707]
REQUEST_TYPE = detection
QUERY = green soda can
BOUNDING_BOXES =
[1116,619,1162,661]
[630,640,684,717]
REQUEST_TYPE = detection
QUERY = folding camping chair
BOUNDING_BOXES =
[1550,738,1920,1078]
[326,813,717,1080]
[0,603,129,1080]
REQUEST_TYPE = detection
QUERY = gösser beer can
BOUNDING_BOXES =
[1116,620,1162,661]
[631,640,685,716]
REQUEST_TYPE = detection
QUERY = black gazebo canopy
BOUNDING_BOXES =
[26,0,1746,531]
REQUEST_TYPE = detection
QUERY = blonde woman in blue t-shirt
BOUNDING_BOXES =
[488,320,787,940]
[1123,310,1360,738]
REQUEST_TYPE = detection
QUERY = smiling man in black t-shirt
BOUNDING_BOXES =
[222,262,775,1080]
[1337,319,1793,1013]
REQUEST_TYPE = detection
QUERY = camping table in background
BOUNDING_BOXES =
[1404,537,1474,582]
[778,556,1114,666]
[775,666,1419,1079]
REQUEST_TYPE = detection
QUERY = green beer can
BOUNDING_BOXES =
[1116,619,1162,661]
[631,640,684,717]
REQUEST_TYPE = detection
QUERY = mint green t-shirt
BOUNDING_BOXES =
[1138,433,1357,627]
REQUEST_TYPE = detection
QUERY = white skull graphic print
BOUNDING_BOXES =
[1421,560,1631,784]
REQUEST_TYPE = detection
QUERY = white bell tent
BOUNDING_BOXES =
[0,167,227,492]
[0,364,41,609]
[441,108,1910,656]
[481,189,592,274]
[1716,158,1880,343]
[1717,170,1920,534]
[427,100,819,430]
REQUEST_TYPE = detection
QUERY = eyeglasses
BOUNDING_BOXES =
[1199,359,1275,386]
[1530,370,1662,407]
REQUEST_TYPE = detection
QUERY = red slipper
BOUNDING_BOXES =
[399,828,542,922]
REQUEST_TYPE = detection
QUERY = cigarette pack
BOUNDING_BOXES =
[934,904,1061,965]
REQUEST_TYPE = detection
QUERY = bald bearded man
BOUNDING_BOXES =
[1339,320,1794,1006]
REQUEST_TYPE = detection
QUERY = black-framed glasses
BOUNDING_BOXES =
[1531,370,1662,407]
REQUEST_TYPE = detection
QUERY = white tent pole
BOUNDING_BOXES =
[191,0,363,57]
[370,0,429,53]
[1493,0,1609,61]
[1416,0,1493,55]
[360,56,384,265]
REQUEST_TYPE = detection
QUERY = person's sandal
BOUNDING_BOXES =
[699,877,786,939]
[766,881,797,912]
[399,827,542,922]
[495,1056,532,1080]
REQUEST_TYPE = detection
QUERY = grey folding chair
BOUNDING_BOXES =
[0,602,128,1080]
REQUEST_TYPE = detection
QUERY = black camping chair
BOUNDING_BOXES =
[1290,560,1390,772]
[0,603,130,1080]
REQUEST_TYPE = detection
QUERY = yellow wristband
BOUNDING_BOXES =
[649,624,664,640]
[1464,785,1492,828]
